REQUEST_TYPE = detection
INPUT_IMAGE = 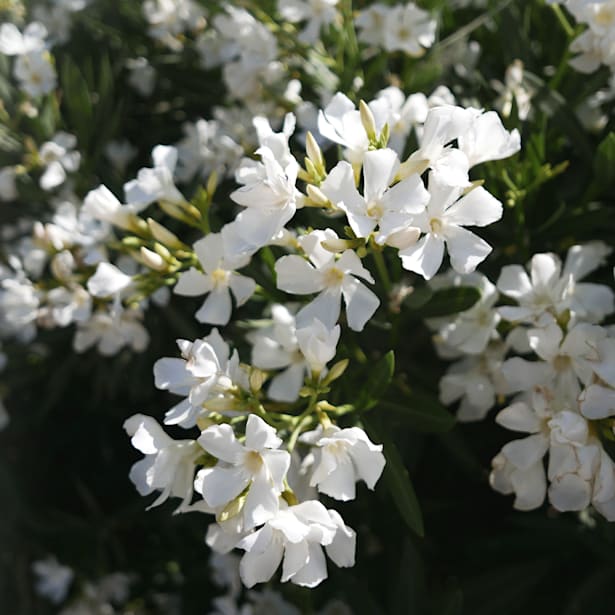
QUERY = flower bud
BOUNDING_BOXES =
[360,100,377,142]
[139,246,167,271]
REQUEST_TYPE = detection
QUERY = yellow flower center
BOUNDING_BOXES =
[211,268,230,288]
[244,450,263,473]
[323,266,345,287]
[429,218,443,234]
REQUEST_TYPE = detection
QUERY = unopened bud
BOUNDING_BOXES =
[217,494,246,522]
[204,396,239,412]
[147,218,185,249]
[153,241,173,262]
[306,184,330,206]
[378,122,390,148]
[206,171,218,199]
[323,359,349,384]
[306,131,324,171]
[140,246,167,271]
[321,238,356,253]
[122,236,144,249]
[249,368,266,393]
[360,100,377,142]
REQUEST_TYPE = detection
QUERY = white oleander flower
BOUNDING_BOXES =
[320,147,429,246]
[126,57,156,97]
[300,424,385,500]
[124,145,185,207]
[32,557,74,604]
[73,303,148,356]
[196,415,291,529]
[143,0,202,48]
[497,242,614,324]
[249,304,309,402]
[382,3,436,56]
[278,0,341,44]
[124,414,201,511]
[82,184,145,230]
[398,175,503,280]
[224,145,301,258]
[237,500,355,588]
[174,233,255,326]
[86,262,133,299]
[14,50,57,97]
[38,132,80,191]
[295,319,340,374]
[0,276,40,338]
[489,396,551,511]
[439,340,509,422]
[275,229,380,331]
[428,272,501,355]
[153,329,244,428]
[405,105,520,188]
[0,22,47,55]
[355,3,389,47]
[39,285,92,328]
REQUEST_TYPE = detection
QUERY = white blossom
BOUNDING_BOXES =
[237,500,355,588]
[153,329,245,428]
[196,415,291,529]
[124,414,200,511]
[300,424,385,500]
[174,233,255,325]
[275,229,380,331]
[398,176,503,280]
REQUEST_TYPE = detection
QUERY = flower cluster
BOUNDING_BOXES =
[554,0,615,75]
[431,243,615,518]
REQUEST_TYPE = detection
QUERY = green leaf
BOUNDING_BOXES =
[378,394,455,433]
[356,350,395,410]
[405,286,481,318]
[593,132,615,192]
[364,417,424,537]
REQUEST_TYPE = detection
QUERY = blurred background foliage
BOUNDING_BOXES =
[2,0,615,613]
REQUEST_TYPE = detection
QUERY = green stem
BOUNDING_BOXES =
[372,248,392,295]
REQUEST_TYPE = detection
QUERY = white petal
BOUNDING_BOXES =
[198,423,244,463]
[399,233,445,280]
[229,274,256,306]
[40,161,66,191]
[496,402,541,434]
[275,256,323,294]
[290,543,328,587]
[174,268,213,296]
[363,148,399,202]
[245,414,282,450]
[123,414,172,454]
[240,536,284,588]
[153,357,192,394]
[445,186,503,228]
[444,225,492,274]
[341,277,380,332]
[198,466,251,508]
[243,472,280,528]
[87,262,132,297]
[195,289,232,325]
[268,364,305,402]
[281,540,309,582]
[497,265,532,300]
[502,434,548,470]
